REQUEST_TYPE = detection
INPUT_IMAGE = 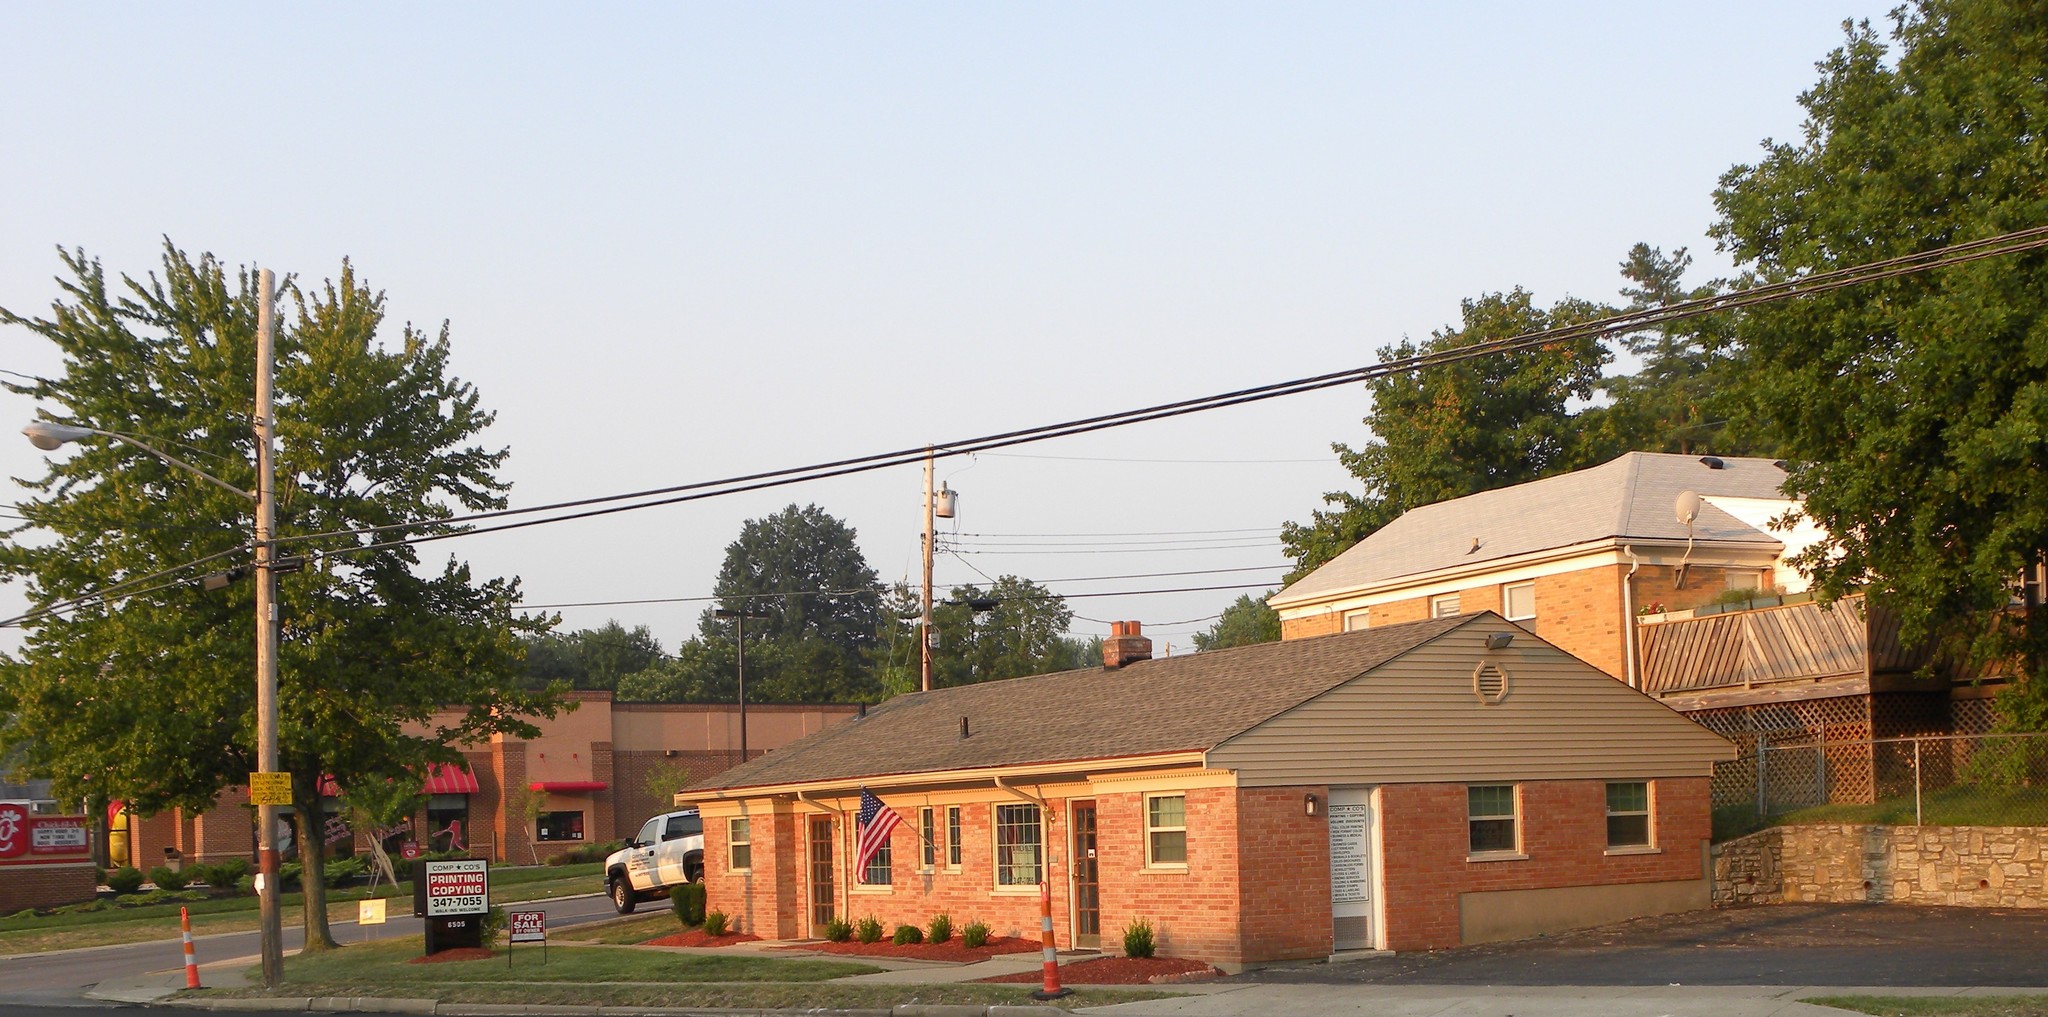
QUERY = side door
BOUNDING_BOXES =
[625,817,662,891]
[655,811,703,885]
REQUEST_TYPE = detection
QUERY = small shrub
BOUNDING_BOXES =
[823,916,853,942]
[147,865,189,892]
[93,867,106,887]
[891,924,923,945]
[1122,918,1156,958]
[322,855,370,888]
[481,904,507,949]
[855,915,884,943]
[670,882,707,926]
[106,867,145,895]
[277,862,303,891]
[926,913,953,944]
[702,911,729,937]
[961,920,990,949]
[547,840,622,866]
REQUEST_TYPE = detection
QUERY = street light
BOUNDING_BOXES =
[712,608,769,761]
[17,268,285,988]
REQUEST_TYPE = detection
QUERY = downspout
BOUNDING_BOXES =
[1622,545,1642,690]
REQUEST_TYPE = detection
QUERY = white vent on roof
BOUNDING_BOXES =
[1472,662,1510,705]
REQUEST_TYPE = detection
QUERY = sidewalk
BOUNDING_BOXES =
[83,949,2048,1017]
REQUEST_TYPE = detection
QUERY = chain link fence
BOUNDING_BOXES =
[1712,731,2048,831]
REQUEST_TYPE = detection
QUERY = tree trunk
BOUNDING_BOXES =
[293,778,337,951]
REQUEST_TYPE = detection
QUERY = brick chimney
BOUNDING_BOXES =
[1102,621,1153,669]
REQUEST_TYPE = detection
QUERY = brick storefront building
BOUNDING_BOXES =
[102,695,857,871]
[682,615,1731,967]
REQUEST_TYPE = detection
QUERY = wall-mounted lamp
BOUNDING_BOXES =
[1304,793,1321,818]
[1485,632,1515,650]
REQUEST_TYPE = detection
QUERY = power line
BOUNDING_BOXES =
[950,527,1278,538]
[512,565,1289,613]
[940,541,1282,556]
[940,534,1282,548]
[286,222,2048,559]
[18,225,2048,624]
[978,451,1334,465]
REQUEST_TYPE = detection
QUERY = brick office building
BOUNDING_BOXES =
[103,694,857,871]
[682,614,1732,967]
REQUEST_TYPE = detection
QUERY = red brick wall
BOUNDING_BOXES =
[1528,566,1628,678]
[1092,787,1242,964]
[705,786,1340,968]
[1281,613,1342,640]
[1233,787,1334,963]
[1378,777,1710,950]
[0,864,98,912]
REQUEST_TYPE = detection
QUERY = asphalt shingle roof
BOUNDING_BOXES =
[1270,453,1791,608]
[683,613,1476,794]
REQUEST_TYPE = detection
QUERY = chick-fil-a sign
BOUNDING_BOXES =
[0,806,92,865]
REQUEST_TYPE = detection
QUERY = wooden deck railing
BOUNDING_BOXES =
[1638,594,1925,696]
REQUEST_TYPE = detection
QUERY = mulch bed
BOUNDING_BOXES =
[641,929,763,948]
[977,956,1220,985]
[409,947,497,964]
[772,935,1041,963]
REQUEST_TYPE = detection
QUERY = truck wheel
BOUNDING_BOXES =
[610,876,638,914]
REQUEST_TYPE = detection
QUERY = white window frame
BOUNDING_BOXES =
[1432,593,1462,618]
[1342,607,1370,631]
[858,834,893,889]
[918,806,937,872]
[1144,793,1188,869]
[1604,781,1657,853]
[1503,581,1536,622]
[1467,784,1523,860]
[727,817,752,873]
[992,803,1043,892]
[945,805,963,872]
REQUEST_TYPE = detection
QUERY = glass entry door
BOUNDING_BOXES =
[1071,801,1100,949]
[809,816,836,937]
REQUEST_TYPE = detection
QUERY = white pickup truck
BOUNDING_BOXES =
[604,808,704,913]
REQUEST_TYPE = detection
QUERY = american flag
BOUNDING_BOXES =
[853,787,902,883]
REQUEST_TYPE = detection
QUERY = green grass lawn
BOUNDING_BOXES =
[267,936,876,983]
[185,936,1169,1011]
[1715,784,2048,841]
[553,911,679,945]
[1805,994,2048,1016]
[0,861,604,955]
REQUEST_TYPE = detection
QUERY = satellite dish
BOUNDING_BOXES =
[1675,490,1702,527]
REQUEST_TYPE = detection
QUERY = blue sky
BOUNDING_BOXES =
[2,3,1895,657]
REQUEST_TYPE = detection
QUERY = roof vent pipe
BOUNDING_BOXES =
[959,716,970,739]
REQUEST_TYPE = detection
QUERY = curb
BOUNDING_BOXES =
[156,1001,1070,1017]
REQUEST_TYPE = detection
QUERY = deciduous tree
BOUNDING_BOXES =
[0,244,562,948]
[1710,0,2048,727]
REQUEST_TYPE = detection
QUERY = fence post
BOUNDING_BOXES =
[1816,734,1828,806]
[1756,732,1768,818]
[1913,737,1923,826]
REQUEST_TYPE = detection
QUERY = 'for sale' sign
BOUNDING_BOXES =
[509,910,546,944]
[423,859,489,916]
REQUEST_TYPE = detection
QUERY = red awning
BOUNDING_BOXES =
[424,763,480,795]
[529,781,607,793]
[316,763,478,798]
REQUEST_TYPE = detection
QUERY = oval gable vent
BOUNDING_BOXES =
[1472,662,1510,705]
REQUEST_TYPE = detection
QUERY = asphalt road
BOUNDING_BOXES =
[0,892,623,1003]
[1239,903,2048,987]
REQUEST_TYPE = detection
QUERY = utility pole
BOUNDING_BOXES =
[920,446,935,693]
[253,269,284,988]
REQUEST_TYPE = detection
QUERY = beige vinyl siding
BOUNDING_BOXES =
[1210,618,1735,787]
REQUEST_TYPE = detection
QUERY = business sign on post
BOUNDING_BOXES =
[424,859,489,916]
[248,772,293,807]
[0,806,93,866]
[416,857,489,956]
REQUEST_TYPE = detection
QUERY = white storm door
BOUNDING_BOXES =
[1328,787,1378,951]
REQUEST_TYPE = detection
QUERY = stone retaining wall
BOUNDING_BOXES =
[1714,824,2046,907]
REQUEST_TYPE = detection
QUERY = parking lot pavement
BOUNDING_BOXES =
[1233,904,2048,987]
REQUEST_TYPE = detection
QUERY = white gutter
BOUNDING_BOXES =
[1622,545,1641,690]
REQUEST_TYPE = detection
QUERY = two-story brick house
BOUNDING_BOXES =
[1269,452,1817,688]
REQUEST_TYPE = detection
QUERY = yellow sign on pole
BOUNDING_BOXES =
[249,772,292,806]
[358,898,386,926]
